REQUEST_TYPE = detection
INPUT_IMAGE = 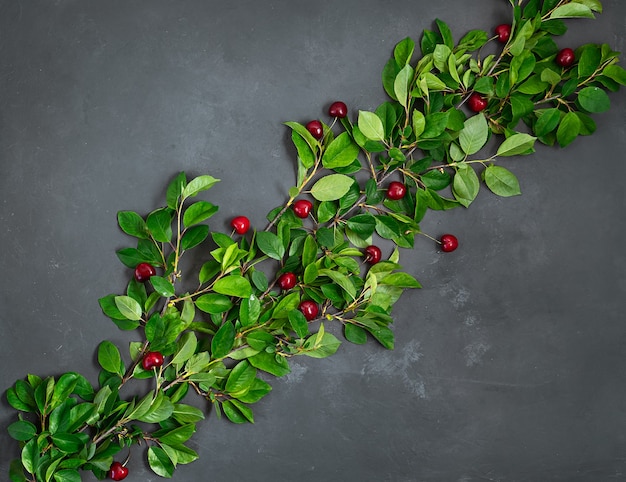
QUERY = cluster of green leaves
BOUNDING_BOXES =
[6,1,623,480]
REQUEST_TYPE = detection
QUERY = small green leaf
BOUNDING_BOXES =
[394,36,415,65]
[452,163,480,208]
[182,175,220,199]
[166,172,187,209]
[344,324,368,345]
[496,133,536,157]
[213,275,252,298]
[212,321,235,359]
[288,309,310,339]
[603,64,626,86]
[117,211,149,239]
[97,341,123,376]
[150,276,176,297]
[148,446,175,478]
[321,132,360,169]
[146,208,173,243]
[291,130,316,169]
[183,201,218,227]
[358,110,385,141]
[484,166,521,197]
[534,108,561,137]
[53,469,82,482]
[459,113,488,156]
[310,174,354,202]
[239,294,261,327]
[577,86,610,113]
[578,44,602,79]
[256,231,285,260]
[170,332,198,366]
[7,421,37,442]
[195,293,233,314]
[379,272,422,288]
[412,110,426,137]
[225,361,257,395]
[114,295,143,321]
[556,111,581,147]
[394,64,414,108]
[181,224,209,250]
[550,3,594,18]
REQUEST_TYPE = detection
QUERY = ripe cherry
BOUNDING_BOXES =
[298,300,319,321]
[555,48,575,68]
[278,272,297,290]
[305,120,324,140]
[134,263,156,282]
[108,462,129,481]
[364,245,382,265]
[494,24,511,43]
[328,101,348,118]
[440,234,459,253]
[386,181,407,200]
[292,199,313,219]
[230,215,251,235]
[142,351,164,370]
[467,92,488,113]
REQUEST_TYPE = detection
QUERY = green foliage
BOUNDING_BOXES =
[6,1,623,480]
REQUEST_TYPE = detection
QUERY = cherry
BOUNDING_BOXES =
[230,215,251,235]
[305,120,324,140]
[364,245,382,265]
[555,48,575,68]
[277,272,297,290]
[467,92,488,113]
[386,181,407,200]
[292,199,313,219]
[494,24,511,43]
[108,462,129,481]
[328,101,348,118]
[440,234,459,253]
[298,300,319,321]
[134,263,156,282]
[142,351,164,370]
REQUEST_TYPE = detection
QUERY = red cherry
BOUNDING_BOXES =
[494,24,511,43]
[108,462,129,481]
[555,48,575,68]
[278,272,297,290]
[440,234,459,253]
[364,245,382,265]
[142,351,164,370]
[467,93,488,113]
[305,120,324,140]
[292,199,313,219]
[230,215,251,235]
[134,263,156,282]
[298,300,319,321]
[328,101,348,118]
[386,181,407,200]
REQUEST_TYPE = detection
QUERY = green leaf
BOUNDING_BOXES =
[394,36,414,65]
[556,111,581,147]
[318,269,357,299]
[291,130,316,169]
[452,163,480,208]
[183,201,218,227]
[181,224,209,251]
[484,165,521,197]
[496,133,536,157]
[358,110,385,141]
[436,18,454,49]
[148,446,175,478]
[248,351,290,377]
[321,132,360,169]
[288,309,310,339]
[239,294,261,327]
[212,321,235,359]
[310,174,354,202]
[51,433,88,453]
[170,332,198,366]
[285,121,319,151]
[459,113,488,155]
[157,424,196,446]
[344,323,368,344]
[150,276,175,297]
[146,208,173,243]
[256,231,285,260]
[97,341,123,376]
[225,361,257,395]
[379,272,421,288]
[117,211,149,239]
[577,86,610,113]
[550,3,595,18]
[21,439,38,475]
[603,65,626,86]
[412,110,426,137]
[394,64,414,108]
[195,293,233,314]
[182,175,220,199]
[166,172,187,209]
[172,403,205,424]
[7,421,37,442]
[578,44,602,79]
[51,372,79,410]
[420,111,449,139]
[534,108,561,137]
[53,469,81,482]
[346,214,377,239]
[114,295,143,321]
[213,275,252,298]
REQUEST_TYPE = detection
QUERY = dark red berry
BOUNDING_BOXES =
[328,101,348,118]
[467,93,488,113]
[364,245,382,265]
[277,272,297,290]
[230,215,250,235]
[292,199,313,219]
[305,120,324,140]
[108,462,129,481]
[134,263,156,282]
[440,234,459,253]
[494,24,511,43]
[555,48,575,68]
[142,351,164,370]
[298,300,319,321]
[386,181,407,200]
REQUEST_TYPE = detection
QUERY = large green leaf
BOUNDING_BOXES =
[310,174,354,202]
[578,86,610,113]
[256,231,285,260]
[459,113,488,155]
[550,3,594,18]
[321,132,359,169]
[117,211,149,239]
[496,133,536,157]
[148,446,175,478]
[183,201,218,227]
[358,110,385,141]
[484,166,521,197]
[97,341,123,376]
[452,163,480,208]
[213,275,252,298]
[211,321,235,359]
[182,175,220,199]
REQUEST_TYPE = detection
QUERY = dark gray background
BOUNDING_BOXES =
[1,1,625,481]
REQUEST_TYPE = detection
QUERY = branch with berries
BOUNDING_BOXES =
[6,1,625,480]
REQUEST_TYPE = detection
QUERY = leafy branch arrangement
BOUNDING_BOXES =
[6,1,625,480]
